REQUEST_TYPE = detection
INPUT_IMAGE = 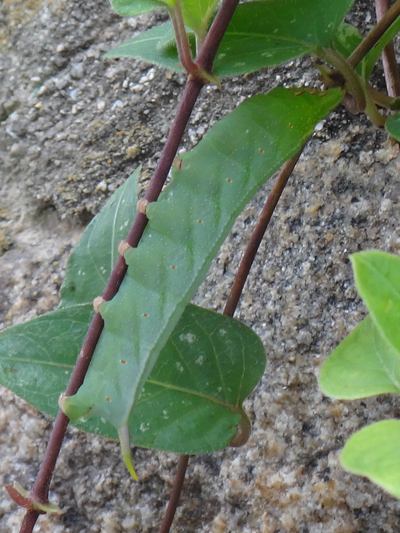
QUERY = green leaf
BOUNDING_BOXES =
[110,0,218,40]
[0,303,264,454]
[104,23,193,73]
[330,23,364,75]
[385,111,400,140]
[61,87,343,435]
[180,0,219,42]
[110,0,167,17]
[60,169,139,307]
[0,305,95,417]
[131,304,265,453]
[106,0,355,76]
[341,420,400,500]
[319,315,400,399]
[351,251,400,354]
[363,14,400,81]
[213,0,356,77]
[331,23,363,59]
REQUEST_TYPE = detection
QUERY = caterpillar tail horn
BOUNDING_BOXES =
[118,426,138,482]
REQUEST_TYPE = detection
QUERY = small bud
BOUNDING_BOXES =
[93,296,105,313]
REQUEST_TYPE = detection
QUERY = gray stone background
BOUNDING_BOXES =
[1,0,400,531]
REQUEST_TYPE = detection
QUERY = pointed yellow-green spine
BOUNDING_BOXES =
[118,426,138,481]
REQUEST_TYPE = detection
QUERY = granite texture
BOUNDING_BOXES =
[1,0,400,531]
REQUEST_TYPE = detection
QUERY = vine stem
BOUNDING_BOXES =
[223,145,306,318]
[375,0,400,97]
[159,455,190,533]
[17,0,240,531]
[159,143,308,532]
[348,0,400,68]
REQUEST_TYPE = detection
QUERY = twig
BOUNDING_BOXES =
[17,0,240,530]
[159,455,190,533]
[348,0,400,68]
[375,0,400,97]
[223,145,306,318]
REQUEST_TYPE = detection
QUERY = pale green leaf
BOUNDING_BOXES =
[351,251,400,354]
[341,420,400,499]
[319,315,400,399]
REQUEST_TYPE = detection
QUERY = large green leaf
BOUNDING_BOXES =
[319,315,400,399]
[351,251,400,354]
[106,0,356,77]
[213,0,356,77]
[0,303,264,453]
[341,420,400,499]
[60,169,139,307]
[61,88,343,437]
[129,304,264,452]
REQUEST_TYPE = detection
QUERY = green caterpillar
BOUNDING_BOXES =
[60,87,343,477]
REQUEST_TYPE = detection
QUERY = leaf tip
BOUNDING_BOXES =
[118,426,138,482]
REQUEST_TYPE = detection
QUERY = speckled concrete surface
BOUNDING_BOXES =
[1,0,400,532]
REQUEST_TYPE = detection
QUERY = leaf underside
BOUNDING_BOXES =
[61,87,343,434]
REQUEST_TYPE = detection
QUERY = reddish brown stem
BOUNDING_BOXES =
[17,0,240,531]
[159,455,190,533]
[375,0,400,97]
[224,146,305,317]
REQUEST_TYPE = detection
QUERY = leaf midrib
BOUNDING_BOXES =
[144,378,241,412]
